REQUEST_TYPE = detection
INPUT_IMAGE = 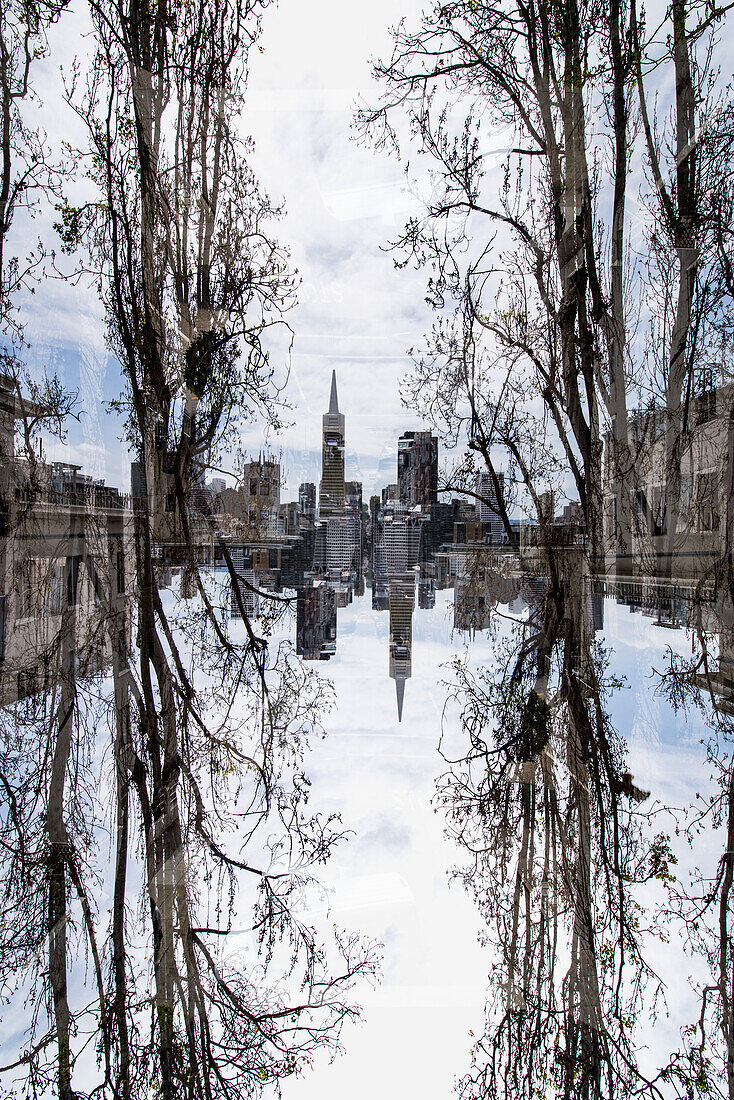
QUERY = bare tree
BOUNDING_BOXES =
[359,0,734,1096]
[42,0,378,1096]
[1,0,69,340]
[358,0,733,578]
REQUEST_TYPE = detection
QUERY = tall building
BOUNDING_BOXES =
[345,480,365,575]
[324,513,361,574]
[475,470,505,543]
[538,490,555,526]
[418,560,436,609]
[228,552,260,618]
[388,572,416,722]
[244,456,280,525]
[397,430,438,511]
[277,500,300,536]
[345,480,363,517]
[297,580,337,660]
[320,371,345,516]
[299,482,316,519]
[373,506,425,576]
[216,455,280,534]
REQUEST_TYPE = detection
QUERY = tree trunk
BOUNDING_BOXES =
[110,519,132,1100]
[47,594,77,1100]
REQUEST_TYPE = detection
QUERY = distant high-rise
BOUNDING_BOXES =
[388,572,416,722]
[240,455,280,532]
[299,482,316,519]
[297,580,337,660]
[345,480,363,516]
[228,550,260,619]
[377,512,424,574]
[324,513,361,574]
[320,371,345,516]
[475,470,505,543]
[397,430,438,511]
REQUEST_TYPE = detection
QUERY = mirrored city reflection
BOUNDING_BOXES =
[5,0,734,1096]
[193,373,734,739]
[209,373,517,720]
[5,360,734,1100]
[198,370,734,1098]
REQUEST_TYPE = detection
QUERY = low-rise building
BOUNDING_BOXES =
[603,382,733,578]
[0,376,134,708]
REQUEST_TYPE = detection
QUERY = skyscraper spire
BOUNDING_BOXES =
[395,677,405,723]
[329,369,339,415]
[388,572,415,724]
[320,370,345,516]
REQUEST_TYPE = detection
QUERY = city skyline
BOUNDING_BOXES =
[262,368,443,503]
[2,0,733,1096]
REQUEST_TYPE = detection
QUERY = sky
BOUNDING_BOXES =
[3,4,732,1094]
[240,0,436,498]
[267,589,489,1100]
[266,590,711,1099]
[15,0,437,499]
[231,0,526,500]
[14,0,734,502]
[0,574,717,1098]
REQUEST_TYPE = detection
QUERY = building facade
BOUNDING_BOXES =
[388,572,416,722]
[475,470,506,543]
[320,371,346,516]
[397,430,438,511]
[0,377,134,709]
[603,383,734,578]
[297,579,337,660]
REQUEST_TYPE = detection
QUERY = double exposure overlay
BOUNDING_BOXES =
[1,1,734,1099]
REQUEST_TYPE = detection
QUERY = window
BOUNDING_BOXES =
[19,561,31,620]
[696,368,716,423]
[17,667,37,700]
[113,547,124,594]
[89,558,103,602]
[696,471,720,532]
[67,555,82,606]
[46,561,64,615]
[680,475,693,527]
[651,484,667,536]
[697,389,716,424]
[632,489,646,534]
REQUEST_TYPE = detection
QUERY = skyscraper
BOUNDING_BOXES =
[475,469,505,543]
[296,580,337,661]
[345,480,363,517]
[324,513,361,574]
[244,455,280,533]
[388,572,416,722]
[298,482,316,520]
[320,371,345,516]
[397,430,438,511]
